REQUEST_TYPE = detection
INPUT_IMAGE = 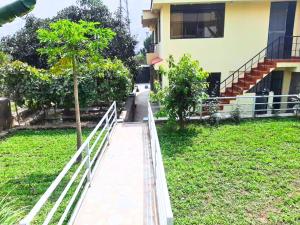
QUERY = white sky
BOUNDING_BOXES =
[0,0,151,49]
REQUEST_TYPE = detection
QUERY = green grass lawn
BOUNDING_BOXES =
[0,129,94,223]
[158,118,300,225]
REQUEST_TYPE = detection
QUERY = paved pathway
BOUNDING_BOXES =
[73,123,154,225]
[73,86,156,225]
[134,84,150,122]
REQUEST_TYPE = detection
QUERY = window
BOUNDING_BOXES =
[170,4,225,39]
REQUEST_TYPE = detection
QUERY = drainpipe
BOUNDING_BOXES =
[0,0,37,26]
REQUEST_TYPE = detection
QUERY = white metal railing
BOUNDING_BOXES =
[148,102,173,225]
[19,102,118,225]
[200,93,300,118]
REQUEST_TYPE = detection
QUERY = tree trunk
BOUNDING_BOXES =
[179,113,185,130]
[72,56,83,162]
[15,103,20,125]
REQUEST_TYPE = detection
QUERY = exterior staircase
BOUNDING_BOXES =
[219,36,300,104]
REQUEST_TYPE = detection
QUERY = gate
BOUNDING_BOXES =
[135,65,150,84]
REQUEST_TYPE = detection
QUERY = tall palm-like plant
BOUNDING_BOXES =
[37,20,115,159]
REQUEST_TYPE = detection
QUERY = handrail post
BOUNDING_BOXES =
[252,95,256,118]
[267,92,274,115]
[236,96,240,113]
[114,101,117,123]
[106,115,110,145]
[86,142,92,187]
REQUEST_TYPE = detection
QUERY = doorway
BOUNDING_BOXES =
[253,71,283,114]
[270,71,284,110]
[267,1,296,59]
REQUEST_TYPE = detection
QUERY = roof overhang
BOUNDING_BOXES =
[142,10,159,28]
[151,0,272,8]
[151,57,163,65]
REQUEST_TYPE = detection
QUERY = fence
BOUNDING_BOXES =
[200,93,300,118]
[148,102,174,225]
[19,102,118,225]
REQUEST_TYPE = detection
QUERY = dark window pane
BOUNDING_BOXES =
[170,4,225,39]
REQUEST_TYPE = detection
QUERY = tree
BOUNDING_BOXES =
[0,51,9,65]
[55,2,138,76]
[139,35,152,56]
[0,61,37,124]
[1,16,50,69]
[37,19,115,153]
[152,55,209,129]
[1,1,138,75]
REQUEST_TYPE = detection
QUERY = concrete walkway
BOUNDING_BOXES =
[134,84,150,122]
[73,123,156,225]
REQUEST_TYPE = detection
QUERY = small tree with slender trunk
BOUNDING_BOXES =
[151,55,209,129]
[37,20,115,157]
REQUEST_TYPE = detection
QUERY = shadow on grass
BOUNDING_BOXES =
[157,117,300,157]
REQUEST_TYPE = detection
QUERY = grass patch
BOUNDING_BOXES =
[158,118,300,225]
[0,129,94,224]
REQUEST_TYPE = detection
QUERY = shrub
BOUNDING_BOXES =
[207,98,221,126]
[93,59,132,105]
[231,105,241,124]
[0,59,132,113]
[0,61,37,122]
[152,55,209,129]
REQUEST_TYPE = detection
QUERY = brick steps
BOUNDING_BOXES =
[221,59,277,99]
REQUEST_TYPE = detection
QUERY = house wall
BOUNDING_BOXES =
[153,0,274,5]
[293,0,300,36]
[156,1,271,87]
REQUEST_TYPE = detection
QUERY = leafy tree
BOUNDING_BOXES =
[0,52,7,64]
[0,16,50,69]
[1,1,138,75]
[152,55,209,129]
[139,35,152,56]
[55,2,138,76]
[37,19,115,152]
[94,58,132,104]
[0,61,37,123]
[134,53,146,65]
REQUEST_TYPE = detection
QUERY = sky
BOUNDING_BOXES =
[0,0,151,49]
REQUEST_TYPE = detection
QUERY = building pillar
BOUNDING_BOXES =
[281,70,292,110]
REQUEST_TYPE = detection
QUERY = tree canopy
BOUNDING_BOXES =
[152,55,209,129]
[37,19,115,151]
[0,0,138,74]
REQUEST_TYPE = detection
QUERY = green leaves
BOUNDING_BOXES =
[37,19,116,66]
[152,54,209,129]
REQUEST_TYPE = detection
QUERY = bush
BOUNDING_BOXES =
[0,59,132,113]
[231,106,241,124]
[207,98,221,126]
[152,55,209,129]
[92,59,132,105]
